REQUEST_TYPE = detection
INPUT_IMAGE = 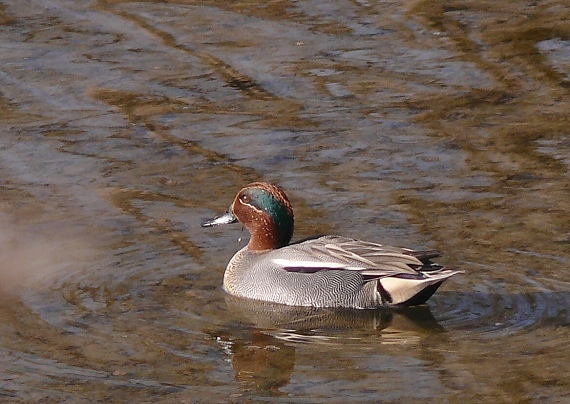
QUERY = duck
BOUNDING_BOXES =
[202,182,460,309]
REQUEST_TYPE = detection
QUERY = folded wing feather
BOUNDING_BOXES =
[273,236,443,280]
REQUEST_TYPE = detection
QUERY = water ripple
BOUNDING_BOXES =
[433,275,569,339]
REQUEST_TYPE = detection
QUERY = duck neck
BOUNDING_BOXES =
[247,229,285,251]
[246,215,293,251]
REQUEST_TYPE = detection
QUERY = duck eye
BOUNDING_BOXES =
[240,194,251,203]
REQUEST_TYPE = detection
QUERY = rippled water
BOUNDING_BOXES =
[1,0,569,401]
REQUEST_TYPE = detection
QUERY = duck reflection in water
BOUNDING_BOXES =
[212,296,444,395]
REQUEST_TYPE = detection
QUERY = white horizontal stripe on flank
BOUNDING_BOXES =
[272,258,365,270]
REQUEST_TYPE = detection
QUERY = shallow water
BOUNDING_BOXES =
[0,0,569,401]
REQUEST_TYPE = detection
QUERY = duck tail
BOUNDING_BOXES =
[377,269,461,307]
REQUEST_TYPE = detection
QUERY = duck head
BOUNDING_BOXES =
[202,182,294,251]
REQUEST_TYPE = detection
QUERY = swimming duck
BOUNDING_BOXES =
[202,182,459,308]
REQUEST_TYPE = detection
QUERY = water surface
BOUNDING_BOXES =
[0,0,569,401]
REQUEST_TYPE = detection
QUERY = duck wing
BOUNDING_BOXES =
[273,235,444,279]
[268,236,460,307]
